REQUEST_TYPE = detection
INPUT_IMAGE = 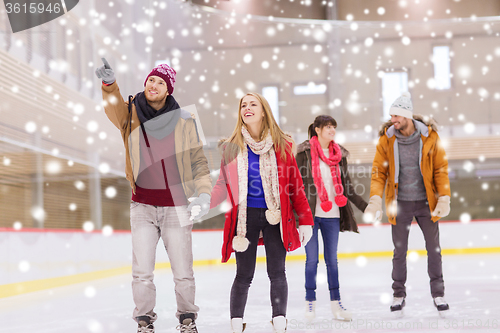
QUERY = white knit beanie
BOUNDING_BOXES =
[389,92,413,118]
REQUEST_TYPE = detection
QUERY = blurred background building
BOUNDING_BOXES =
[1,0,499,232]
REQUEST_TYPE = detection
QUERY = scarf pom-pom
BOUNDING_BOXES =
[232,235,249,252]
[320,201,333,212]
[335,195,348,207]
[265,209,281,225]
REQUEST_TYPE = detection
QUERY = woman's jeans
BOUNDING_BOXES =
[230,207,288,319]
[305,217,341,301]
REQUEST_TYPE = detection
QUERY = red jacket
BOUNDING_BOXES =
[211,144,314,263]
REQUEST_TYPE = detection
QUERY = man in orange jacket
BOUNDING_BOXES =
[364,92,451,316]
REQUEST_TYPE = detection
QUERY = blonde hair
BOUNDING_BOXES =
[222,92,294,163]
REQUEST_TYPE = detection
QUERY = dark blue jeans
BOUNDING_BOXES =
[305,217,341,301]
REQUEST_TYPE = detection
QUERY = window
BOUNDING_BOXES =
[262,86,280,126]
[381,71,408,120]
[433,46,451,90]
[293,82,327,95]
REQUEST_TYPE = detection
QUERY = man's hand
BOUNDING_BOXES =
[187,193,211,221]
[299,225,313,247]
[432,195,450,218]
[95,58,116,85]
[363,195,383,223]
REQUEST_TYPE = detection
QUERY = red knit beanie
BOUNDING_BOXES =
[144,64,176,94]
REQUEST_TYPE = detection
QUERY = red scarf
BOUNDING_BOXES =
[309,136,347,211]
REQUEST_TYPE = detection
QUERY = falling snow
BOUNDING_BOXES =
[0,1,499,330]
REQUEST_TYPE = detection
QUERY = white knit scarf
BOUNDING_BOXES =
[232,127,281,252]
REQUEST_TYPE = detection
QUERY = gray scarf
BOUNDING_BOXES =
[134,92,181,140]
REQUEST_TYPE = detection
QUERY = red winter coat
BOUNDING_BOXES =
[210,143,314,263]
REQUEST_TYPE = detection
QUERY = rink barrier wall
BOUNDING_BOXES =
[1,219,500,298]
[2,246,500,299]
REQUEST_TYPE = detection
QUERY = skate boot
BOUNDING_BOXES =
[231,318,246,333]
[271,316,287,333]
[305,300,316,320]
[433,297,449,318]
[390,297,405,318]
[137,316,155,333]
[331,300,352,321]
[176,313,198,333]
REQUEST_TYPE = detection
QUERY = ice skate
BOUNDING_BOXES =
[271,316,287,333]
[305,300,316,320]
[176,314,198,333]
[331,300,352,321]
[231,318,246,333]
[433,297,449,318]
[137,317,155,333]
[390,297,405,318]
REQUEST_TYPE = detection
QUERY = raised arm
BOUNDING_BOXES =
[96,58,130,131]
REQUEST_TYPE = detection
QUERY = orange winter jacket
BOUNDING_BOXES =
[370,115,451,225]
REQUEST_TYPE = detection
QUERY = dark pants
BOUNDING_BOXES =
[305,217,341,301]
[230,207,288,319]
[392,200,445,298]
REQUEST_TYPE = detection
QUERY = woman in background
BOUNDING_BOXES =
[296,115,367,321]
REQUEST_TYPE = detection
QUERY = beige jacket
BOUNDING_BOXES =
[102,82,212,197]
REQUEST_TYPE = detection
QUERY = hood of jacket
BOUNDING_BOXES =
[296,139,350,159]
[378,114,439,138]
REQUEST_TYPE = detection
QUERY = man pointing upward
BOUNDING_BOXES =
[96,59,211,333]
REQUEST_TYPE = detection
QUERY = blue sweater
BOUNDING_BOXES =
[247,149,267,208]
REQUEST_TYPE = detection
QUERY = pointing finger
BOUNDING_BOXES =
[101,58,111,69]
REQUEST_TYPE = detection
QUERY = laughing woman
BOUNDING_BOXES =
[210,93,314,333]
[295,115,368,321]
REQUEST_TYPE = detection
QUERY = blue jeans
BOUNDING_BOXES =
[305,217,340,301]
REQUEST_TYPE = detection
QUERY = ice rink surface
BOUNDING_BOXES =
[0,253,498,333]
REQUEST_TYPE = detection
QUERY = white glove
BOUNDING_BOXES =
[363,195,383,223]
[432,195,450,218]
[299,225,313,247]
[187,193,211,221]
[190,205,201,221]
[95,58,116,84]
